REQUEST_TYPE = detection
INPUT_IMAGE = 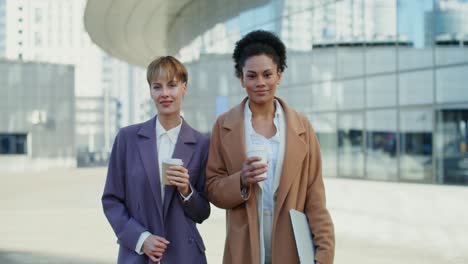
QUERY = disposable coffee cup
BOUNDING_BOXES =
[162,158,184,185]
[246,145,268,179]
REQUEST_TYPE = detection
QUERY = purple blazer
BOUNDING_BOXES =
[102,116,210,264]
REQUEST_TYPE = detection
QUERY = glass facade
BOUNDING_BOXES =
[0,59,75,170]
[169,0,468,185]
[0,133,27,154]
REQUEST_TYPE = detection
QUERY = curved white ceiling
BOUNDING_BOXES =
[84,0,192,67]
[84,0,269,67]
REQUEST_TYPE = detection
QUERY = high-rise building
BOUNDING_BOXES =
[427,0,468,44]
[4,0,101,95]
[0,59,75,171]
[1,0,148,167]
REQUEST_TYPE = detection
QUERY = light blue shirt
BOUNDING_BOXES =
[244,100,282,210]
[244,99,286,264]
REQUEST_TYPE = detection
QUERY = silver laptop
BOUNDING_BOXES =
[289,209,316,263]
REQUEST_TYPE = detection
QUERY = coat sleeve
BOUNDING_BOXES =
[205,118,247,209]
[303,117,335,264]
[102,129,147,251]
[177,136,211,223]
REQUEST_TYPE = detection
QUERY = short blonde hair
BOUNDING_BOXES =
[146,56,188,85]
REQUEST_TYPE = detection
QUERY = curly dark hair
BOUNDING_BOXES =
[232,30,287,78]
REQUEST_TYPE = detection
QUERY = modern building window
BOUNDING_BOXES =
[337,79,365,110]
[310,50,336,82]
[399,70,434,105]
[436,66,468,103]
[338,112,364,178]
[435,108,468,185]
[337,48,365,78]
[366,110,398,181]
[0,133,27,155]
[366,74,397,107]
[289,84,313,112]
[309,113,338,178]
[311,81,336,111]
[366,46,397,74]
[400,109,433,182]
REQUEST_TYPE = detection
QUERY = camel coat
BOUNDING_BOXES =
[206,97,335,264]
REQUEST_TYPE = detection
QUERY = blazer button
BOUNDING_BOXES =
[189,238,194,244]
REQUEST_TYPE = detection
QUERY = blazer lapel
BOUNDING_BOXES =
[274,98,307,218]
[137,117,164,223]
[163,120,196,219]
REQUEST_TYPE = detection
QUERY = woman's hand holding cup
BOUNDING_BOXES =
[242,145,268,187]
[163,158,191,196]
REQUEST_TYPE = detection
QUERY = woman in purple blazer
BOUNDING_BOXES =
[102,56,210,263]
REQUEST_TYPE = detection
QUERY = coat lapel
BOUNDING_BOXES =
[222,98,261,262]
[274,98,307,221]
[137,117,164,224]
[163,120,196,219]
[221,99,247,175]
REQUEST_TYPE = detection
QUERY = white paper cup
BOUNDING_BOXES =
[162,158,183,185]
[246,145,268,179]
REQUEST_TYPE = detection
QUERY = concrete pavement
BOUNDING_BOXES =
[1,167,467,263]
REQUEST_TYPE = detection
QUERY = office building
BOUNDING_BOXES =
[0,59,75,171]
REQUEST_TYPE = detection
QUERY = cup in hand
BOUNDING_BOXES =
[246,145,268,179]
[162,158,184,185]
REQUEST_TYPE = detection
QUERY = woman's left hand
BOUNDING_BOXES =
[166,165,191,196]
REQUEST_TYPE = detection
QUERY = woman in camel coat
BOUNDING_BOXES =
[205,30,335,264]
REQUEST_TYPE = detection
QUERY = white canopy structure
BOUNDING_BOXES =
[83,0,267,67]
